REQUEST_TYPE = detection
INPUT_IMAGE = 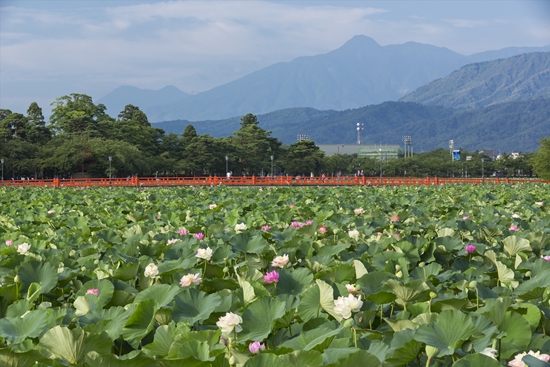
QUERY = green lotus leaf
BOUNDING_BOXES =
[384,329,423,367]
[451,353,502,367]
[503,235,531,257]
[382,279,431,308]
[324,349,382,367]
[240,297,286,341]
[17,261,57,294]
[280,322,343,352]
[0,309,48,344]
[85,350,159,367]
[122,299,160,349]
[521,355,550,367]
[314,264,355,284]
[499,311,531,359]
[316,279,343,322]
[0,348,48,367]
[142,323,176,358]
[243,353,294,367]
[172,288,222,324]
[134,284,181,308]
[414,310,478,356]
[279,350,323,367]
[276,268,313,297]
[77,278,115,309]
[38,326,111,365]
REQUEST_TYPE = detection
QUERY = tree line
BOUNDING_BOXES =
[1,93,548,179]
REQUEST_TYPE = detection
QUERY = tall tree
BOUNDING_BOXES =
[531,137,550,179]
[50,94,110,135]
[26,102,51,144]
[282,140,325,175]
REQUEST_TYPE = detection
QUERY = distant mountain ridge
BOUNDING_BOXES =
[98,35,549,122]
[400,52,550,109]
[153,98,550,153]
[96,85,190,118]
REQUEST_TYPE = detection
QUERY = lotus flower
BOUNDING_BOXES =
[144,263,159,278]
[465,244,476,254]
[263,270,279,284]
[216,312,243,336]
[209,204,217,209]
[166,238,179,245]
[354,208,365,215]
[348,229,360,239]
[508,350,550,367]
[235,223,247,232]
[333,294,363,319]
[480,348,497,359]
[17,243,30,254]
[193,232,205,240]
[261,225,271,231]
[196,247,213,261]
[345,284,361,295]
[5,239,13,246]
[541,255,550,262]
[177,228,188,236]
[180,273,202,287]
[86,288,100,296]
[249,341,265,354]
[318,226,327,234]
[271,254,289,268]
[509,225,520,231]
[462,216,469,220]
[47,210,55,215]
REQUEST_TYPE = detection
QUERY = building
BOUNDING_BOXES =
[318,144,404,159]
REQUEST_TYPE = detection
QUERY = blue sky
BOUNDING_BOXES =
[1,0,549,117]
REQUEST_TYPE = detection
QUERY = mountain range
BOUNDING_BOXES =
[97,36,550,122]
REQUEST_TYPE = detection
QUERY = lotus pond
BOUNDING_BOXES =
[0,184,549,367]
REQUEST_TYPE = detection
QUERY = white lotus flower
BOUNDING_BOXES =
[271,254,289,268]
[195,247,213,261]
[17,243,30,254]
[354,208,365,215]
[216,312,243,336]
[144,263,159,278]
[480,347,497,359]
[180,273,202,287]
[333,294,363,319]
[348,229,360,239]
[235,223,247,233]
[209,204,217,209]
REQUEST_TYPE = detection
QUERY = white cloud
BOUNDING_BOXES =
[444,19,487,28]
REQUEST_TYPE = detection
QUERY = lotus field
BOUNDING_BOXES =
[1,184,550,367]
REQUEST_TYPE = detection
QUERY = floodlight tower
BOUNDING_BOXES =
[357,123,364,144]
[449,140,454,161]
[402,136,413,158]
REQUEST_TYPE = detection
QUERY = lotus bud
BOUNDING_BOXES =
[223,267,229,273]
[429,292,437,299]
[469,281,477,288]
[395,264,401,271]
[418,262,425,268]
[525,271,531,277]
[425,345,439,358]
[343,318,355,328]
[14,275,20,283]
[390,224,394,229]
[229,356,235,365]
[461,341,473,353]
[396,270,403,278]
[94,259,99,265]
[81,266,86,271]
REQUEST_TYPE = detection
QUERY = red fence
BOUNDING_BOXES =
[0,176,548,188]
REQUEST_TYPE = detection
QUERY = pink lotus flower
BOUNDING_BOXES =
[509,225,520,231]
[318,226,327,234]
[354,208,365,215]
[289,204,295,208]
[177,229,188,236]
[166,238,179,245]
[465,244,476,254]
[390,216,399,222]
[193,232,205,240]
[5,240,13,246]
[541,255,550,262]
[462,216,469,220]
[156,215,161,220]
[262,225,271,231]
[395,233,401,238]
[86,288,99,296]
[249,341,265,354]
[508,350,550,367]
[47,210,55,215]
[305,220,313,225]
[263,270,279,284]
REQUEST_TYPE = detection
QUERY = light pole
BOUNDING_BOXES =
[481,158,485,180]
[225,156,229,176]
[1,158,4,181]
[270,155,274,176]
[379,149,382,180]
[108,156,112,180]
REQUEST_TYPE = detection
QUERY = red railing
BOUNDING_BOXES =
[0,176,548,188]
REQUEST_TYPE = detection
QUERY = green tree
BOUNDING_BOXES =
[531,137,550,179]
[111,105,163,156]
[282,140,325,175]
[0,112,29,140]
[50,94,112,135]
[26,102,51,144]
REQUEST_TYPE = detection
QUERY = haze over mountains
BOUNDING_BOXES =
[97,35,550,122]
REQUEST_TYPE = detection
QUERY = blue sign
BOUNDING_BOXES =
[452,150,461,161]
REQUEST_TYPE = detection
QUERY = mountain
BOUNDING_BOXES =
[467,45,550,63]
[96,85,190,118]
[400,52,550,109]
[153,98,550,152]
[142,35,478,121]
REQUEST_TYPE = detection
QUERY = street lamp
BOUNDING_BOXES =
[481,158,485,180]
[225,156,229,176]
[1,158,4,181]
[270,155,274,176]
[379,149,382,180]
[108,156,112,180]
